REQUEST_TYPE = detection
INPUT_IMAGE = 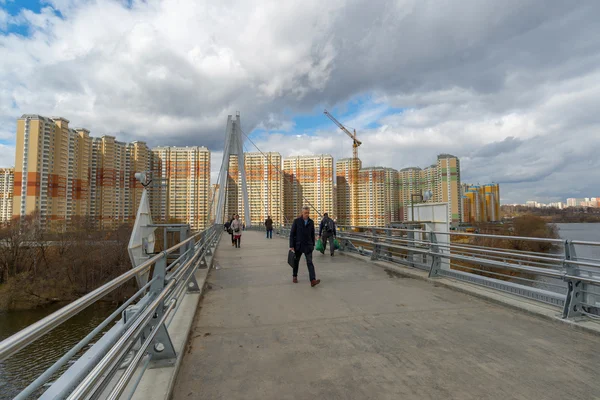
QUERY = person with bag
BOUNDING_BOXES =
[227,214,236,246]
[231,214,243,248]
[264,216,274,239]
[318,212,337,256]
[289,206,321,287]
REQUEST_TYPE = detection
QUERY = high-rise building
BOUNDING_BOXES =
[397,154,463,224]
[14,115,90,227]
[357,167,399,227]
[89,136,150,228]
[150,146,211,230]
[283,155,334,223]
[0,168,14,223]
[239,152,283,226]
[435,154,462,224]
[461,183,501,223]
[398,167,422,221]
[335,158,362,226]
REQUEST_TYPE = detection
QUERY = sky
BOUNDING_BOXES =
[1,0,599,204]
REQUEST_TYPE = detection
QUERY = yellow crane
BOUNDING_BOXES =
[324,109,362,225]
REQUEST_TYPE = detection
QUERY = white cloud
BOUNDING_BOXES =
[1,0,599,203]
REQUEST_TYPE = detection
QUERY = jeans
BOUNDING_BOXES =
[322,232,335,255]
[293,250,316,281]
[266,229,273,239]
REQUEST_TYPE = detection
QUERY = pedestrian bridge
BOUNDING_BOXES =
[1,224,600,399]
[172,230,600,400]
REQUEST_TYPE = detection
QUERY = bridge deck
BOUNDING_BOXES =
[173,231,599,400]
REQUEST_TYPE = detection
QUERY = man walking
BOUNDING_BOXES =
[289,206,321,287]
[318,212,337,256]
[265,215,273,239]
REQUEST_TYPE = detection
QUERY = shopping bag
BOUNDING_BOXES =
[315,239,324,252]
[334,239,340,250]
[287,250,296,268]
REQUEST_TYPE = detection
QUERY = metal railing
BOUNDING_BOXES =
[0,224,221,400]
[271,223,600,321]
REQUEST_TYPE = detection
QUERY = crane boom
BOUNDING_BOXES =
[323,110,362,147]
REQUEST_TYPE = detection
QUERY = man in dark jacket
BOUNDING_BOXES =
[318,212,336,256]
[265,216,273,239]
[289,206,321,287]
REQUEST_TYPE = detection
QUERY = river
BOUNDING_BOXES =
[0,303,113,399]
[0,223,599,399]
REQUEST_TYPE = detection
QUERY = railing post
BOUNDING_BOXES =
[428,231,442,278]
[562,240,583,319]
[146,255,176,361]
[407,229,415,267]
[371,235,380,261]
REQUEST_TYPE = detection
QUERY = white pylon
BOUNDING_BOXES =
[215,112,251,227]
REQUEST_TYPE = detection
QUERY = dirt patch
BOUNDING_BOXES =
[384,268,407,279]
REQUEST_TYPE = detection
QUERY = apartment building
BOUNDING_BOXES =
[462,183,500,223]
[357,167,399,227]
[283,155,334,223]
[397,154,463,224]
[0,168,14,222]
[436,154,462,224]
[224,154,241,222]
[238,152,283,226]
[335,158,362,226]
[151,146,211,230]
[14,115,84,226]
[398,167,422,221]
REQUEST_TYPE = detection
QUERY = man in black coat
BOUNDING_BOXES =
[289,206,321,287]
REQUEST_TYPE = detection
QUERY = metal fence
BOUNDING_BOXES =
[0,224,221,400]
[271,224,600,321]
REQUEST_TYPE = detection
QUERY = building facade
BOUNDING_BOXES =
[0,168,14,222]
[335,158,362,226]
[461,183,501,223]
[150,146,211,230]
[239,152,283,226]
[357,167,399,227]
[283,155,334,223]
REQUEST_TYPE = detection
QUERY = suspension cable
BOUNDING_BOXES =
[240,128,323,221]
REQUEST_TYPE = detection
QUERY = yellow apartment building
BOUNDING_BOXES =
[0,168,14,223]
[283,155,334,223]
[335,158,362,226]
[151,146,211,230]
[357,167,399,227]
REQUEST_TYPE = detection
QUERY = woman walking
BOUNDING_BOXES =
[228,214,236,246]
[231,214,243,248]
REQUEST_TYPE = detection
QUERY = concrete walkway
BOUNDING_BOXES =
[173,231,600,400]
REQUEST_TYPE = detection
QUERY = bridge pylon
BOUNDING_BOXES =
[215,112,251,226]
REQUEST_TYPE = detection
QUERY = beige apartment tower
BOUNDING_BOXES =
[357,167,399,227]
[13,115,93,226]
[283,155,334,223]
[0,168,14,222]
[240,152,283,226]
[336,158,362,226]
[436,154,462,224]
[151,146,211,230]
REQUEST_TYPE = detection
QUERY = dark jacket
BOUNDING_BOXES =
[319,216,337,237]
[289,217,315,253]
[265,218,273,230]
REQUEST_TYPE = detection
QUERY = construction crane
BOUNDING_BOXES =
[324,109,362,226]
[323,110,362,160]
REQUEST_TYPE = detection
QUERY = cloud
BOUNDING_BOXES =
[1,0,599,203]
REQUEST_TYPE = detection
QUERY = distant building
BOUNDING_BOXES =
[283,155,334,224]
[397,154,462,224]
[567,198,585,207]
[335,158,362,226]
[462,183,500,222]
[357,167,399,227]
[0,168,14,223]
[233,152,284,226]
[150,146,211,231]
